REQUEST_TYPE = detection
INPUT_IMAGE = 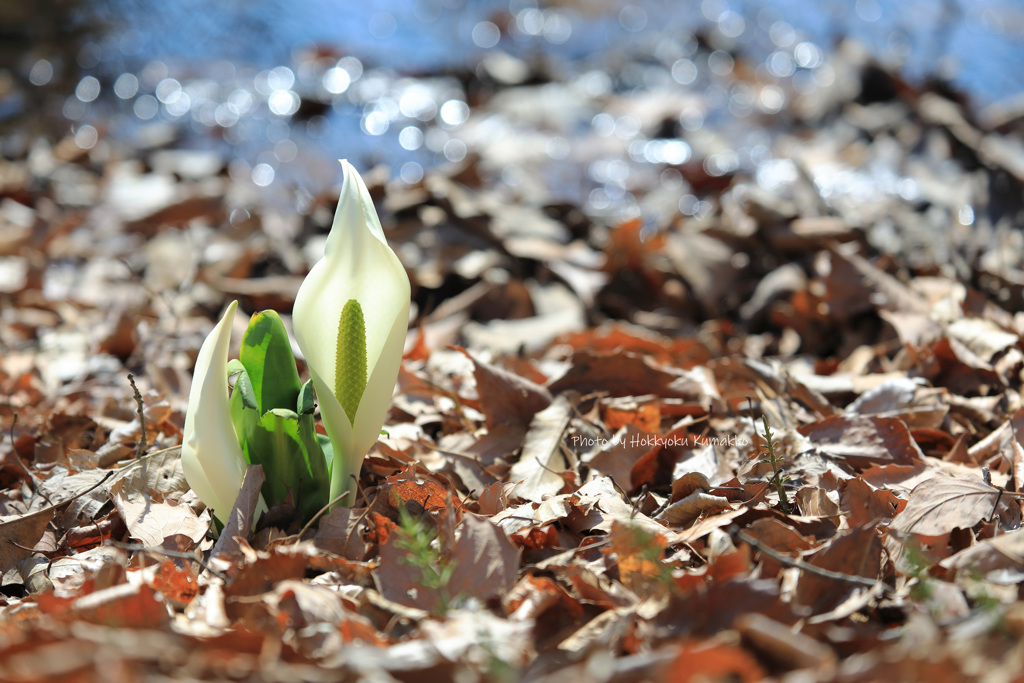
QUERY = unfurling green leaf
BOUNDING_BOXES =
[298,379,316,416]
[240,310,301,414]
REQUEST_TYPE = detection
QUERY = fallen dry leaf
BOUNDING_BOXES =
[889,473,1023,535]
[799,415,926,470]
[509,395,573,502]
[793,525,883,614]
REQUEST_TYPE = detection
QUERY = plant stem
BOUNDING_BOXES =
[759,414,791,514]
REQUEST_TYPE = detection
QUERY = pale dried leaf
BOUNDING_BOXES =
[570,476,666,537]
[509,395,572,502]
[111,474,210,548]
[795,487,840,517]
[945,318,1018,363]
[889,473,1022,535]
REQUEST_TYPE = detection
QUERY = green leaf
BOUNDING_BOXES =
[297,379,316,416]
[267,407,300,421]
[240,310,301,414]
[229,368,259,465]
[233,368,259,412]
[226,358,246,376]
[245,410,329,519]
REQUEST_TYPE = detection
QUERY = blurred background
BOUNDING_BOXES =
[3,0,1024,393]
[2,0,1023,215]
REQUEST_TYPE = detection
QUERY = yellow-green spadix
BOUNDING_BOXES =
[293,160,411,505]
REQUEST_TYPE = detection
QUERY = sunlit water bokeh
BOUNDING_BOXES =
[10,0,1024,216]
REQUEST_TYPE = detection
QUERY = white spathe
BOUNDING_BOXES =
[180,300,251,520]
[293,160,411,503]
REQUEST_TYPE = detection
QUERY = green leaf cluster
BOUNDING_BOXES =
[228,311,331,521]
[395,503,455,615]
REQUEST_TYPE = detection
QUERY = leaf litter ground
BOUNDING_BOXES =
[4,44,1024,683]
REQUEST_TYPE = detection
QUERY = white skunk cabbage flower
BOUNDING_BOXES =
[293,160,410,505]
[180,300,253,520]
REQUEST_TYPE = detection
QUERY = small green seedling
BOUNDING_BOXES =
[395,503,456,616]
[750,402,791,514]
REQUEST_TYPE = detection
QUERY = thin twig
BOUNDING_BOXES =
[109,540,229,582]
[344,491,380,557]
[733,527,894,595]
[7,414,52,504]
[127,373,147,458]
[296,489,352,541]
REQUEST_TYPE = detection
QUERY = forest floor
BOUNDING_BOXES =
[3,27,1024,682]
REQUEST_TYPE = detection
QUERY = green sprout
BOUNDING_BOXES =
[395,503,456,616]
[750,402,791,514]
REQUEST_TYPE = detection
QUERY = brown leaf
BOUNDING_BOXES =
[504,574,579,621]
[838,477,903,527]
[125,194,225,237]
[149,560,199,606]
[745,517,814,556]
[0,507,54,575]
[459,347,551,429]
[314,506,373,561]
[658,578,799,637]
[940,527,1024,580]
[556,322,711,368]
[601,395,661,432]
[224,549,308,610]
[793,526,883,613]
[657,491,733,527]
[609,520,668,596]
[476,480,512,515]
[889,473,1022,535]
[445,514,521,603]
[735,612,835,673]
[548,351,705,399]
[822,246,931,321]
[209,464,264,558]
[670,472,712,502]
[63,582,170,629]
[376,513,518,613]
[798,415,926,470]
[585,424,659,493]
[382,468,466,513]
[663,640,766,683]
